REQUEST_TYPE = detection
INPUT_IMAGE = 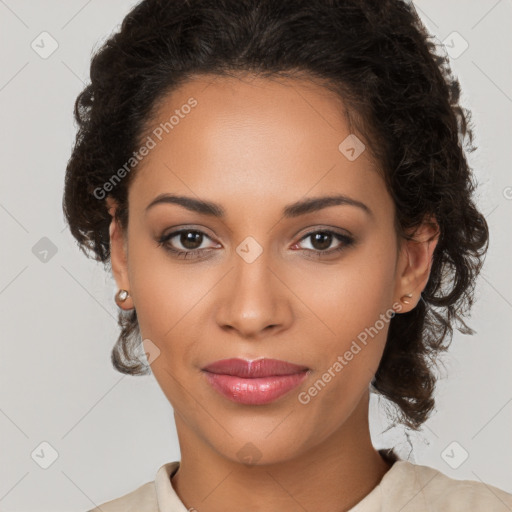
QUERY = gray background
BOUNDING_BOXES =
[0,0,511,510]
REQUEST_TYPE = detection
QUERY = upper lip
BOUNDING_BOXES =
[202,358,309,378]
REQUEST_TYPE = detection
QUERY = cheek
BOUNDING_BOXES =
[290,240,396,346]
[125,235,201,343]
[126,245,209,409]
[289,239,396,401]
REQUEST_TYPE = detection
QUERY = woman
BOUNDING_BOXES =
[62,0,512,510]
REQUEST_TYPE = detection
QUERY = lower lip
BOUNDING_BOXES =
[202,371,309,405]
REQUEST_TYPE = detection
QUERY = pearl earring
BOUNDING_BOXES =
[116,289,130,302]
[400,293,413,305]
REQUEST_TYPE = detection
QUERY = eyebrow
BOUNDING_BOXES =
[145,193,373,218]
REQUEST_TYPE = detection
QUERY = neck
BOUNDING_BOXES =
[171,391,393,512]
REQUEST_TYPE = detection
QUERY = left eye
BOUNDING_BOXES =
[293,230,354,253]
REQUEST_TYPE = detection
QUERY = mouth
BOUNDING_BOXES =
[201,358,310,405]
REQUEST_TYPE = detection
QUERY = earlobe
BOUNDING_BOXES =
[394,217,440,313]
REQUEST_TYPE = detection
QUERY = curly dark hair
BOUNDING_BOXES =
[62,0,489,430]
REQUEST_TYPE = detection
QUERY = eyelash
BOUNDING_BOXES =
[156,228,354,260]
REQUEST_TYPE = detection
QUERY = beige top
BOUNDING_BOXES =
[88,456,512,511]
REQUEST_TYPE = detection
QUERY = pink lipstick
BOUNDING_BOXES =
[201,358,310,405]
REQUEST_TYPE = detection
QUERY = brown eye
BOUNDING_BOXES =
[157,229,220,260]
[179,231,204,250]
[309,232,333,251]
[293,230,355,259]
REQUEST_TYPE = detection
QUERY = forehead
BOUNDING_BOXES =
[129,73,390,220]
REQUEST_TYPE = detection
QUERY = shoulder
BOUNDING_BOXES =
[385,460,512,511]
[85,480,158,512]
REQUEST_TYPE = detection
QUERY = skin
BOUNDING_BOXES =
[107,73,439,512]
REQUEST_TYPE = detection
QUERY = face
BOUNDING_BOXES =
[108,73,437,465]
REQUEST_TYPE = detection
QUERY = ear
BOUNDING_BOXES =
[394,215,440,313]
[106,196,134,311]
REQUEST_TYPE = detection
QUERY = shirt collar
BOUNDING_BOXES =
[155,461,189,512]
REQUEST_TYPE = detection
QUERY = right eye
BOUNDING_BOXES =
[156,229,221,259]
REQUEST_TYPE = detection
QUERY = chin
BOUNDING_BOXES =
[204,423,313,467]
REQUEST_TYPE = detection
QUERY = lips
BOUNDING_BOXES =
[201,358,310,405]
[202,358,309,377]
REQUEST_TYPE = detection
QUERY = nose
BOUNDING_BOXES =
[214,251,293,339]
